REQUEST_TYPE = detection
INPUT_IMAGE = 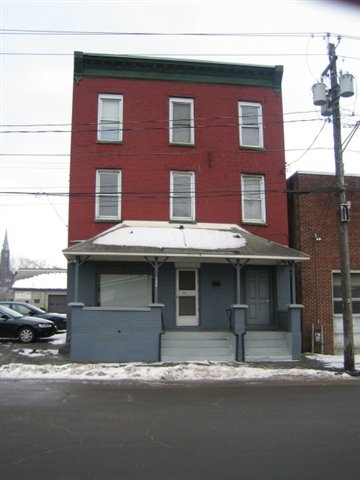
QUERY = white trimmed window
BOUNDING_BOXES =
[241,174,266,224]
[333,272,360,314]
[97,94,123,142]
[170,171,195,221]
[239,102,263,148]
[95,169,121,220]
[99,274,152,307]
[169,98,194,145]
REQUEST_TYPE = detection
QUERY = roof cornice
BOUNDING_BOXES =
[74,52,283,93]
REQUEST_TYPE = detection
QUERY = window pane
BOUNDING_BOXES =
[97,171,120,218]
[239,102,262,147]
[171,172,194,219]
[333,301,343,314]
[242,127,260,146]
[333,273,360,313]
[98,96,122,141]
[100,274,152,307]
[171,100,193,144]
[241,106,259,125]
[242,175,265,222]
[179,296,196,316]
[244,199,262,219]
[179,270,196,290]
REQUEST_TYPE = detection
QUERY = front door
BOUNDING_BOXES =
[176,269,199,326]
[245,269,272,327]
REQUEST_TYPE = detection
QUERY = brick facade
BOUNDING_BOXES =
[69,54,289,247]
[287,172,360,354]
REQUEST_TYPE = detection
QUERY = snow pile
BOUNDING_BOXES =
[0,361,341,383]
[1,334,359,383]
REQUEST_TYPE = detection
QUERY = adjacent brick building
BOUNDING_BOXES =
[288,171,360,354]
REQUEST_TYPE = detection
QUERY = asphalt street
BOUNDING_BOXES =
[1,379,360,480]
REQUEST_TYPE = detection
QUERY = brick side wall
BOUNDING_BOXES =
[288,172,360,354]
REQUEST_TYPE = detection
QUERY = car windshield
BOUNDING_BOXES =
[0,305,23,319]
[26,305,45,314]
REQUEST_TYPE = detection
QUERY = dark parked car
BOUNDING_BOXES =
[0,305,57,343]
[0,301,67,330]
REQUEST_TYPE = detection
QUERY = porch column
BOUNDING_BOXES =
[145,257,168,304]
[228,304,248,362]
[227,258,249,304]
[288,304,304,360]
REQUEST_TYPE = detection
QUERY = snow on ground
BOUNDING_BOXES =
[1,334,359,383]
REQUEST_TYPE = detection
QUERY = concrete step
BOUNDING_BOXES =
[161,331,236,362]
[245,330,292,362]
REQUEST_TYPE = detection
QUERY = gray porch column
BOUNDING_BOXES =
[288,304,304,360]
[229,304,248,362]
[146,257,168,304]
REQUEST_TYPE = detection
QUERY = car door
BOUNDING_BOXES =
[0,311,18,338]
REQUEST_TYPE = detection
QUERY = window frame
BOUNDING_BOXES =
[170,171,196,222]
[238,101,264,149]
[241,174,266,224]
[169,97,195,145]
[95,169,122,221]
[97,93,124,142]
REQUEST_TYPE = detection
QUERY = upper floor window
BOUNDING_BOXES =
[170,171,195,221]
[169,98,194,145]
[239,102,263,148]
[95,169,121,220]
[241,174,266,224]
[97,94,123,142]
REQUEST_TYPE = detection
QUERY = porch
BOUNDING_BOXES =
[67,302,303,363]
[64,221,308,363]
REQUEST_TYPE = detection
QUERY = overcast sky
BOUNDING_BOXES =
[1,0,359,268]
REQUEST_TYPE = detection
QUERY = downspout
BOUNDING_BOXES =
[290,261,296,304]
[74,256,79,302]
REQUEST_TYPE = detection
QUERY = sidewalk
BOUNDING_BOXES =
[1,333,359,383]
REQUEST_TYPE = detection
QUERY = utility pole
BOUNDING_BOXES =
[312,40,355,371]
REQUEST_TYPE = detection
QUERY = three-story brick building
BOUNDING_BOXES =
[64,52,307,362]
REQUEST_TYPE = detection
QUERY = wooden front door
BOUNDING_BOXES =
[245,269,272,327]
[176,269,199,326]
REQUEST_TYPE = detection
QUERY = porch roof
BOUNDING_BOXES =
[63,221,309,265]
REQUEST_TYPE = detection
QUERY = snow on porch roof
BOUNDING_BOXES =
[63,221,309,264]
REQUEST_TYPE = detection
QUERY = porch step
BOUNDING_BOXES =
[161,331,236,362]
[245,331,292,362]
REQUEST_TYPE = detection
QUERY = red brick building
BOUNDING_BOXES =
[64,53,307,362]
[69,53,289,245]
[288,171,360,354]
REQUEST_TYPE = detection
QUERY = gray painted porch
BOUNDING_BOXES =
[67,302,303,363]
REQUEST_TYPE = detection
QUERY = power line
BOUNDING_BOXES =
[2,29,359,39]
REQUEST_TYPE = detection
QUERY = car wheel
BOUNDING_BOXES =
[18,327,36,343]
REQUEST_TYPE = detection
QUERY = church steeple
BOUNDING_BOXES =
[3,230,9,251]
[0,230,14,299]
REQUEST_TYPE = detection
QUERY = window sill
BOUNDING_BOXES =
[96,140,124,145]
[242,221,267,227]
[94,218,122,223]
[240,146,265,151]
[169,219,196,224]
[169,142,195,148]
